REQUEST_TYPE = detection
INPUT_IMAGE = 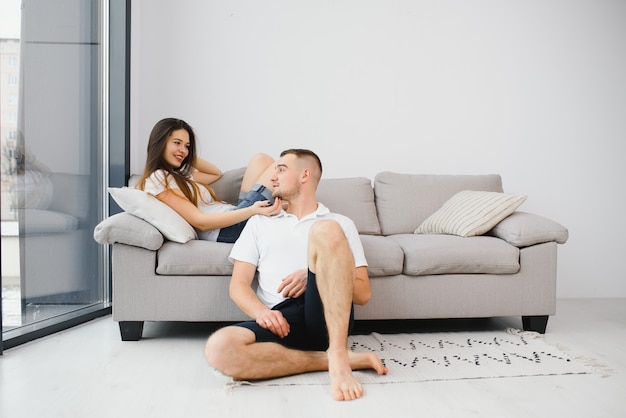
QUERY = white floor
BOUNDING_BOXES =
[1,299,624,418]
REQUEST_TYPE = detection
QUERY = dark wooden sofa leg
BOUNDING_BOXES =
[119,321,144,341]
[522,315,549,334]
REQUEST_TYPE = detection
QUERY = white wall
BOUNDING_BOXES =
[130,0,626,298]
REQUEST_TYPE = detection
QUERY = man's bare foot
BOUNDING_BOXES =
[328,349,364,401]
[348,351,388,375]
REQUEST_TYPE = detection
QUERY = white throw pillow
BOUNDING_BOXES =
[414,190,527,237]
[108,187,197,243]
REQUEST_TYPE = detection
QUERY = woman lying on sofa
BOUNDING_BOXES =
[135,118,282,243]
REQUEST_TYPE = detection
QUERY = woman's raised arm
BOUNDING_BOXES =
[192,157,222,185]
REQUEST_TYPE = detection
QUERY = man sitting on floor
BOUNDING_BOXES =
[204,148,387,401]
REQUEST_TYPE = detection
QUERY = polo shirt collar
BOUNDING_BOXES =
[275,202,330,221]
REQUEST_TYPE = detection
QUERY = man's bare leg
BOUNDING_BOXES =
[308,220,373,401]
[204,326,385,381]
[204,219,386,399]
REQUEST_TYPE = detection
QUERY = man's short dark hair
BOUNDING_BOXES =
[280,149,323,176]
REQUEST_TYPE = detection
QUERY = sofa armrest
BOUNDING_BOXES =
[93,212,164,250]
[488,211,569,247]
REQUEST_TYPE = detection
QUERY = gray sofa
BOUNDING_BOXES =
[94,169,568,341]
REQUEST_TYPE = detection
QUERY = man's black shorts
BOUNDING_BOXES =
[234,270,354,351]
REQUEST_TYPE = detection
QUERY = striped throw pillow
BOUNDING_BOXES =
[414,190,527,237]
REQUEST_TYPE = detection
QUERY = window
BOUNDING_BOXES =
[1,0,129,351]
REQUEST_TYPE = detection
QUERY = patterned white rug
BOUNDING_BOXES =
[234,328,596,387]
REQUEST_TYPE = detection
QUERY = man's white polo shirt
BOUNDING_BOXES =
[229,203,367,308]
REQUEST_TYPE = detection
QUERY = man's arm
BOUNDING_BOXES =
[229,260,267,318]
[229,260,291,338]
[352,265,371,306]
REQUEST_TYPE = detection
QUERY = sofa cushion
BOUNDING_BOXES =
[155,235,405,277]
[414,190,527,237]
[108,187,197,243]
[359,235,404,277]
[93,212,164,250]
[157,240,235,275]
[388,234,520,275]
[316,177,381,235]
[374,172,504,235]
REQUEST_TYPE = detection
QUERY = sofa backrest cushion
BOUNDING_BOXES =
[211,167,245,205]
[316,177,381,235]
[374,172,504,235]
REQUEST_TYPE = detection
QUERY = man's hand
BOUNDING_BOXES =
[256,310,290,338]
[277,269,308,298]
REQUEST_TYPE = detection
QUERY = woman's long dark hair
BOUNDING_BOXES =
[136,118,218,205]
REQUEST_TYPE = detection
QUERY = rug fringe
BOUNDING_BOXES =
[572,356,613,377]
[549,342,613,377]
[506,327,541,339]
[506,329,610,375]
